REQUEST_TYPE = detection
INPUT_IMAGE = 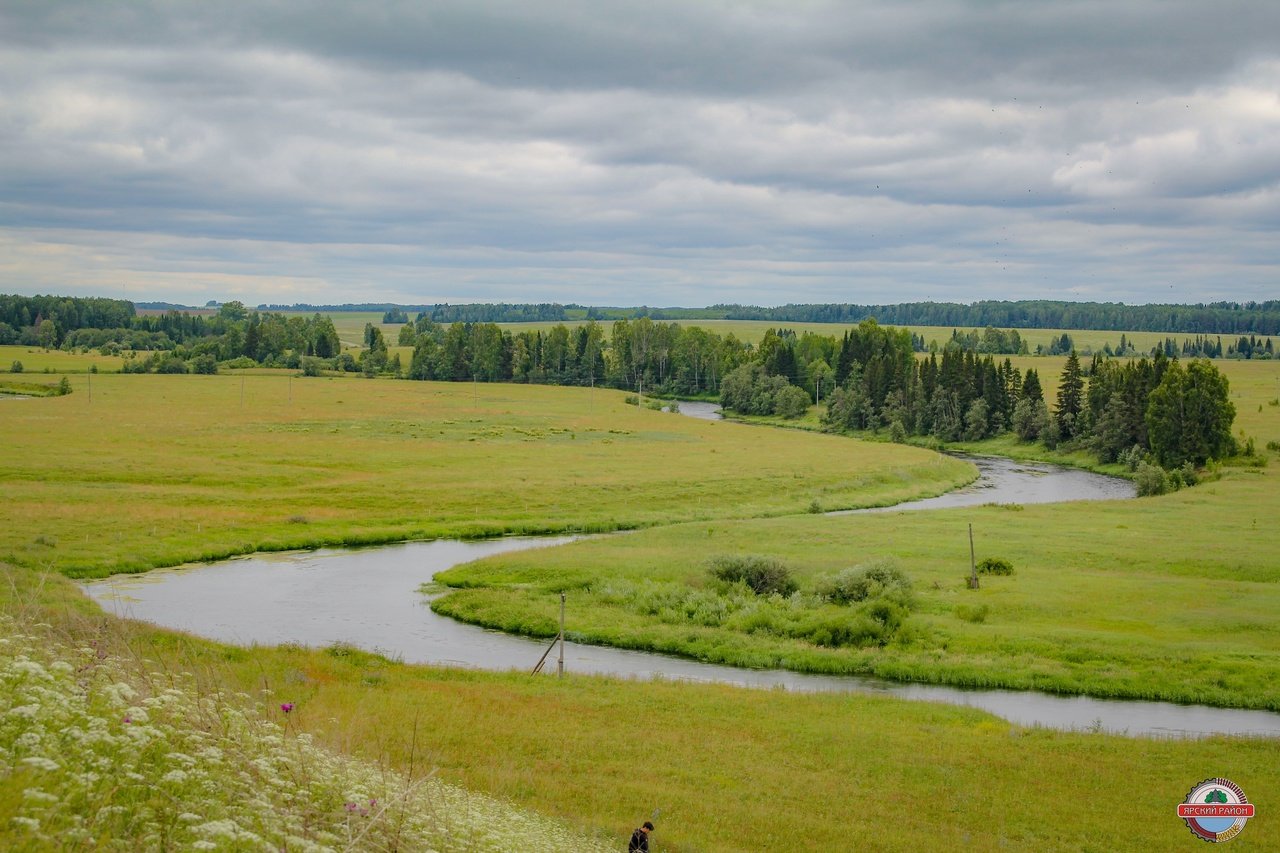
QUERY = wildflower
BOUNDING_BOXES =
[280,702,294,714]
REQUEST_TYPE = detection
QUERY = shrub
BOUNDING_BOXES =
[301,357,324,377]
[222,356,258,369]
[816,558,913,606]
[955,603,990,623]
[1134,461,1172,496]
[191,354,218,374]
[976,557,1013,576]
[9,360,22,373]
[57,377,72,395]
[1117,444,1146,472]
[791,612,888,648]
[156,356,188,374]
[708,555,798,597]
[773,384,811,419]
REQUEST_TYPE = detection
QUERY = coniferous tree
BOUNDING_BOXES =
[1055,351,1084,438]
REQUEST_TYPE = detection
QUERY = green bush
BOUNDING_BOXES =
[9,360,22,373]
[191,354,218,374]
[816,558,913,606]
[156,356,188,374]
[301,357,324,377]
[1134,461,1172,496]
[976,557,1013,576]
[708,555,798,597]
[774,385,811,419]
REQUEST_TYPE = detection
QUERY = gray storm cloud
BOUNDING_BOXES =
[1,1,1278,305]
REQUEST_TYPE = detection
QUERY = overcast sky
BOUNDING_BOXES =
[2,1,1278,307]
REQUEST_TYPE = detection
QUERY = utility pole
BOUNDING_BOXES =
[557,592,566,677]
[967,523,979,589]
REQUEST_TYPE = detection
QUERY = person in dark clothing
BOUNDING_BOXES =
[628,820,654,851]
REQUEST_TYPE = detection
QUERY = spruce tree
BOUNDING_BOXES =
[1055,351,1084,438]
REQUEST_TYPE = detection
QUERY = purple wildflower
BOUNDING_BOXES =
[280,702,295,714]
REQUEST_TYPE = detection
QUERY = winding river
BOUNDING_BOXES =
[81,408,1279,739]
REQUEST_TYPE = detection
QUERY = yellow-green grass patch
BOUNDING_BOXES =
[0,373,972,577]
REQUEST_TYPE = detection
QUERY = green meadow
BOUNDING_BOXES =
[3,347,1279,850]
[0,370,970,578]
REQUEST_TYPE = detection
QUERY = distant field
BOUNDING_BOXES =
[0,344,126,374]
[0,373,971,577]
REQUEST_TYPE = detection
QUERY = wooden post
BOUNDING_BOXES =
[557,592,566,677]
[967,523,979,589]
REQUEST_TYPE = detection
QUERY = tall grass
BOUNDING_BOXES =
[0,601,612,851]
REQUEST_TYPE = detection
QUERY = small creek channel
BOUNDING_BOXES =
[82,405,1279,739]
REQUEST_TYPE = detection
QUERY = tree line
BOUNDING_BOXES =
[712,300,1280,335]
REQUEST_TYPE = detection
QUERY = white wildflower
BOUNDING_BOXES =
[161,769,189,785]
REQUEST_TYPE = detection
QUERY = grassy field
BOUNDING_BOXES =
[434,359,1280,710]
[0,344,126,374]
[5,569,1278,852]
[0,372,971,578]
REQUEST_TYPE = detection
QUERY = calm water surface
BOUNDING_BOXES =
[85,535,1280,739]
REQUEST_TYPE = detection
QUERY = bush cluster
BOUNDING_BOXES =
[976,557,1013,576]
[815,558,914,606]
[708,555,798,596]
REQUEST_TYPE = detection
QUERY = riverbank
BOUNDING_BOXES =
[83,534,1279,737]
